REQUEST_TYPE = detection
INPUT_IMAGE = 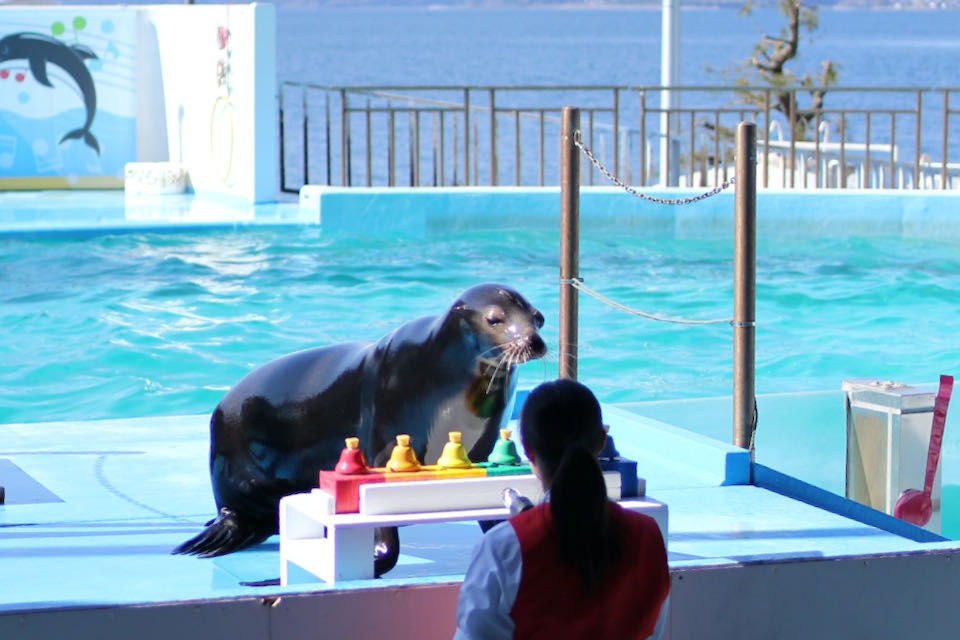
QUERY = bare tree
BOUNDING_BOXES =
[735,0,839,139]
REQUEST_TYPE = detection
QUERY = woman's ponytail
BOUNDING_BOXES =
[519,378,621,592]
[549,443,617,593]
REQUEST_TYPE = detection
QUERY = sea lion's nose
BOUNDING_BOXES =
[529,333,547,357]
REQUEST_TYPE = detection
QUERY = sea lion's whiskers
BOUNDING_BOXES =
[477,343,508,362]
[534,351,563,376]
[482,339,533,394]
[484,349,513,394]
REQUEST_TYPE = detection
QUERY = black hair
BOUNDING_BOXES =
[519,378,620,592]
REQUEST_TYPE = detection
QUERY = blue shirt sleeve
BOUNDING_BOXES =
[647,594,669,640]
[453,521,523,640]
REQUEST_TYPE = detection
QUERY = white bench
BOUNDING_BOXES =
[279,473,666,584]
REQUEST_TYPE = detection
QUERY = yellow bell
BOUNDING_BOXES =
[437,431,472,469]
[386,434,421,472]
[488,428,521,466]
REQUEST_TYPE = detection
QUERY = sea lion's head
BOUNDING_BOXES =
[450,283,547,368]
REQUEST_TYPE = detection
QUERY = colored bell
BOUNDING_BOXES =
[488,428,521,466]
[437,431,472,469]
[598,425,620,461]
[335,437,369,474]
[386,434,421,472]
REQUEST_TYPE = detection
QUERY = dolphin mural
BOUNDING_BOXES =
[0,31,100,155]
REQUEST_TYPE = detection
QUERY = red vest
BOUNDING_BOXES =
[508,501,669,640]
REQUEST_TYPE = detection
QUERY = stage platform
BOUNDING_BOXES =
[4,400,960,639]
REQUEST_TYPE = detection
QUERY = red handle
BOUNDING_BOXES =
[922,375,953,496]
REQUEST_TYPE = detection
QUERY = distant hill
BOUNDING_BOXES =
[267,0,956,7]
[26,0,960,8]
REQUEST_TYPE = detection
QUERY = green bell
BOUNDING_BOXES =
[488,428,521,466]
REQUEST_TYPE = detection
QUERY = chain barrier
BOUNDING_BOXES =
[564,130,742,326]
[573,129,735,205]
[562,278,734,326]
[568,126,756,441]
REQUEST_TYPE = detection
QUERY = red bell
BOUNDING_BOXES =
[335,437,369,474]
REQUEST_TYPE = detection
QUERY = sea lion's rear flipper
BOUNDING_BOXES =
[172,507,270,558]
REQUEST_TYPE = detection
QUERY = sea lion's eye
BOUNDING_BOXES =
[485,306,506,326]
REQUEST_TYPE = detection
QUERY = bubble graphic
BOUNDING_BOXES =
[51,21,66,36]
[18,92,29,104]
[73,17,87,32]
[101,20,115,34]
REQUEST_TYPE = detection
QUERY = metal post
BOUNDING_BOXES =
[278,89,287,192]
[365,99,372,187]
[435,111,442,187]
[733,121,756,456]
[942,91,949,190]
[639,91,647,185]
[339,89,347,186]
[914,90,922,190]
[560,106,580,380]
[538,110,545,186]
[840,115,847,188]
[302,86,310,185]
[452,114,458,186]
[864,113,872,189]
[473,120,479,186]
[463,89,470,186]
[409,111,416,187]
[889,110,896,189]
[762,90,770,189]
[788,91,797,188]
[514,110,521,186]
[388,105,395,187]
[588,111,595,186]
[323,91,330,186]
[612,88,620,177]
[434,111,446,187]
[489,89,497,186]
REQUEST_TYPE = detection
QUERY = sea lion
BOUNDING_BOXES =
[173,283,546,575]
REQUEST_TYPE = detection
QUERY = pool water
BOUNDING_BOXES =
[3,225,958,426]
[4,213,960,537]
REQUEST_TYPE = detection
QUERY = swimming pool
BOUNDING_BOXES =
[3,202,958,420]
[3,192,959,532]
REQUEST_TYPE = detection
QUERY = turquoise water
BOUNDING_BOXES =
[3,223,959,426]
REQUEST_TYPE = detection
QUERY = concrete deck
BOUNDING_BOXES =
[3,401,959,638]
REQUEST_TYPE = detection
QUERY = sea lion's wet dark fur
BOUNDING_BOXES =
[174,283,546,575]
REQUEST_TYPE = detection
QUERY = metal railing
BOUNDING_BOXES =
[278,84,960,194]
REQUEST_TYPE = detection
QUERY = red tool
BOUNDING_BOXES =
[893,375,953,527]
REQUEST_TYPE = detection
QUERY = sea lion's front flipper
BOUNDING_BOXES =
[172,507,271,558]
[373,526,400,577]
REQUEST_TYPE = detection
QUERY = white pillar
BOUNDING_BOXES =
[660,0,680,186]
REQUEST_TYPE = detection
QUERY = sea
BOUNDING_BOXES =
[274,5,960,89]
[272,4,960,180]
